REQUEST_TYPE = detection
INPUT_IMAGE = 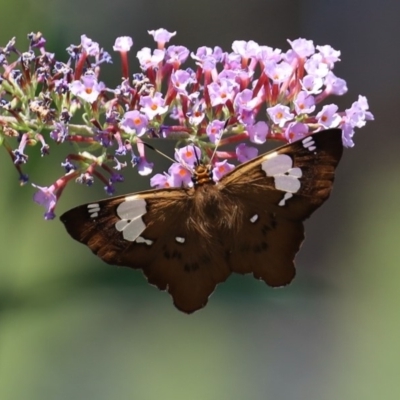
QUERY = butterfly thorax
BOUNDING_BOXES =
[192,164,215,187]
[188,163,243,242]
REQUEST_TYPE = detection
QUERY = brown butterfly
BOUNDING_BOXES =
[60,128,343,313]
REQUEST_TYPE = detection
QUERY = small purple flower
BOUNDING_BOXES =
[32,183,57,219]
[317,104,342,129]
[208,79,238,107]
[148,28,176,46]
[257,45,282,63]
[139,92,168,119]
[166,45,190,65]
[341,122,355,148]
[344,95,374,128]
[247,121,269,144]
[267,104,294,127]
[316,44,341,67]
[171,70,193,95]
[236,143,258,162]
[206,120,225,143]
[284,122,309,142]
[212,160,235,181]
[324,72,348,96]
[293,91,315,114]
[168,162,192,187]
[12,149,28,164]
[234,89,258,114]
[120,110,149,136]
[304,54,329,78]
[150,172,170,188]
[81,35,100,56]
[300,75,323,95]
[264,60,292,83]
[113,36,133,52]
[70,74,105,103]
[136,157,154,176]
[287,38,315,58]
[109,172,124,183]
[137,47,165,70]
[104,184,115,196]
[61,160,76,173]
[175,145,201,166]
[232,40,259,58]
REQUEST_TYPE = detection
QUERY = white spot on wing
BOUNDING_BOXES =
[262,153,302,206]
[87,203,101,218]
[136,236,153,246]
[250,214,258,223]
[278,192,293,206]
[302,136,317,152]
[115,196,147,241]
[175,236,185,244]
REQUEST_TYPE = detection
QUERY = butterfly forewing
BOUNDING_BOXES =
[61,128,343,313]
[219,128,343,284]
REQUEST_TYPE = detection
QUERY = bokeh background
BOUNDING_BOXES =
[1,1,399,399]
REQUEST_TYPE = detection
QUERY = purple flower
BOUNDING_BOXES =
[168,163,192,187]
[287,38,315,58]
[32,183,57,219]
[120,110,149,136]
[341,122,355,148]
[150,173,170,188]
[344,95,374,128]
[148,28,176,45]
[208,79,238,107]
[80,35,100,56]
[293,91,316,114]
[324,72,348,96]
[70,74,105,103]
[264,60,292,84]
[316,44,341,67]
[175,145,201,166]
[300,75,323,95]
[104,184,115,196]
[166,45,190,65]
[267,104,294,127]
[257,46,282,63]
[236,143,258,162]
[139,92,168,119]
[113,36,133,52]
[305,54,329,78]
[247,121,269,144]
[137,47,165,70]
[136,157,154,176]
[316,104,342,129]
[212,160,235,181]
[232,40,259,58]
[206,120,225,143]
[284,122,309,142]
[171,70,193,95]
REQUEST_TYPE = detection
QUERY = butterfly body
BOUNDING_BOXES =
[61,129,343,313]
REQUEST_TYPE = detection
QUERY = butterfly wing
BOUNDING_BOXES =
[60,188,230,313]
[219,128,343,285]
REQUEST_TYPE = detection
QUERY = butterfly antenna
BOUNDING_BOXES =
[140,139,195,174]
[140,141,177,165]
[209,118,230,164]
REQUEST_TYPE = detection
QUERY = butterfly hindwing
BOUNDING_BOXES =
[61,187,231,313]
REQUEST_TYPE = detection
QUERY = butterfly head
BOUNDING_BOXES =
[191,163,215,187]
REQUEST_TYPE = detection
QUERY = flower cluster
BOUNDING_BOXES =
[0,29,373,219]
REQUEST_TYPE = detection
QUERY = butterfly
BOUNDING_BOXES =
[60,128,343,313]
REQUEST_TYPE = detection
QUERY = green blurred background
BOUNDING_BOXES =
[1,1,399,399]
